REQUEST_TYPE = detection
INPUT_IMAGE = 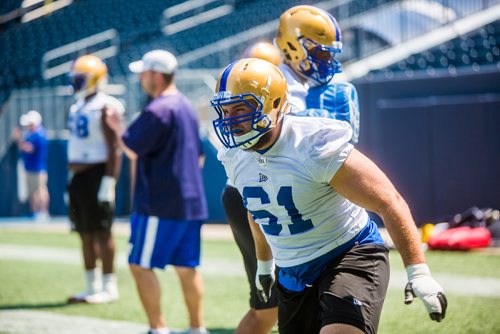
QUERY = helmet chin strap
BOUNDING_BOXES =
[237,130,262,150]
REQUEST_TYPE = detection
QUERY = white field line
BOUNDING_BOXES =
[1,244,500,298]
[0,310,147,334]
[0,244,246,277]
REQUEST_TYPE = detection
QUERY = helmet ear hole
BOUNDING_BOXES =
[273,97,281,109]
[287,42,297,51]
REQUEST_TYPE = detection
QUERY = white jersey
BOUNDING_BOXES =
[279,64,308,113]
[67,92,125,164]
[218,116,368,267]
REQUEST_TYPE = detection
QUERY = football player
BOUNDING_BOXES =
[276,5,359,143]
[221,40,282,334]
[66,54,124,304]
[242,41,281,67]
[221,6,361,333]
[212,58,447,334]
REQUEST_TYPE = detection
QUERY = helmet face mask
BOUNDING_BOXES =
[70,73,88,92]
[69,55,108,99]
[212,93,269,149]
[211,59,288,150]
[299,38,342,84]
[276,5,343,86]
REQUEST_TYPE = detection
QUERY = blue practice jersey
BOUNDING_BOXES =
[22,126,48,172]
[294,81,360,144]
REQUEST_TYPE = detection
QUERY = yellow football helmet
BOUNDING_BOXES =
[275,5,342,85]
[70,55,108,98]
[211,58,289,149]
[243,41,281,66]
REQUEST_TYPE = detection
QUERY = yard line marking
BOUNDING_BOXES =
[1,244,500,297]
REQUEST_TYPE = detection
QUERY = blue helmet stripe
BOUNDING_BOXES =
[219,61,238,92]
[326,12,341,42]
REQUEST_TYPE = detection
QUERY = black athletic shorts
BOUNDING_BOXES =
[221,185,278,310]
[68,163,114,233]
[277,244,390,334]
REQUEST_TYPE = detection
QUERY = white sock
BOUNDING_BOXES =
[103,273,118,296]
[189,327,208,334]
[85,268,102,294]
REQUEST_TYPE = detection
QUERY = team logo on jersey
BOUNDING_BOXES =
[258,156,267,166]
[259,173,268,182]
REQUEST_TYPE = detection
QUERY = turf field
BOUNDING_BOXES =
[0,221,499,334]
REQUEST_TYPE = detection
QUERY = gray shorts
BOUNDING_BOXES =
[26,171,48,196]
[277,244,390,334]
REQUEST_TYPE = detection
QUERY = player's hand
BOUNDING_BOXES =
[405,263,447,322]
[255,259,275,303]
[98,175,116,207]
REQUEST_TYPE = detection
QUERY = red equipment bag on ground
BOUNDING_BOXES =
[427,226,491,250]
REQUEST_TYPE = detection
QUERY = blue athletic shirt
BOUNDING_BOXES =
[123,91,208,221]
[279,218,384,291]
[293,81,360,144]
[22,126,48,173]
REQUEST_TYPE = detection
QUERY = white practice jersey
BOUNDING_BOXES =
[279,64,308,112]
[67,92,125,163]
[218,116,368,267]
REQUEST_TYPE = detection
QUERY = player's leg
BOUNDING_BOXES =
[38,171,50,216]
[80,164,120,303]
[72,165,107,272]
[90,171,118,302]
[94,229,118,301]
[31,172,49,214]
[67,168,102,302]
[318,244,390,334]
[222,185,278,334]
[175,266,205,330]
[130,264,167,330]
[80,232,98,270]
[128,214,176,332]
[171,220,206,333]
[26,172,38,215]
[237,308,278,334]
[94,229,115,274]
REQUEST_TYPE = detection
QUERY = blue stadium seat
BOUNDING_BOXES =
[372,20,500,77]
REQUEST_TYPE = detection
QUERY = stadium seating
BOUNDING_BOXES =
[0,0,398,96]
[370,20,500,78]
[0,0,20,16]
[1,0,498,108]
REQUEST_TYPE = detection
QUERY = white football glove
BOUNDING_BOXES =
[97,175,116,207]
[405,263,447,322]
[255,259,276,303]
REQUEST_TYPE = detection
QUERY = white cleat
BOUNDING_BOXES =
[84,290,119,304]
[67,290,119,304]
